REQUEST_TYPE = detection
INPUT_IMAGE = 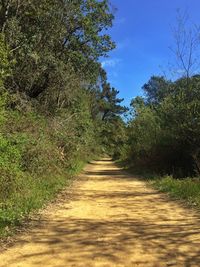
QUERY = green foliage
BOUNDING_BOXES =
[119,75,200,178]
[142,76,172,105]
[152,176,200,208]
[101,117,128,158]
[98,69,127,121]
[0,33,10,83]
[0,0,120,237]
[1,0,115,100]
[0,110,90,235]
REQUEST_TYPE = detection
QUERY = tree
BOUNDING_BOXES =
[97,68,127,121]
[142,76,172,105]
[170,10,200,80]
[0,0,115,103]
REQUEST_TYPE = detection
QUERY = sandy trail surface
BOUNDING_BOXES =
[1,159,200,267]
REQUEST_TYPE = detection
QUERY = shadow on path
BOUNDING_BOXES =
[1,159,200,267]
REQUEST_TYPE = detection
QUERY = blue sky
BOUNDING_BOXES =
[102,0,200,106]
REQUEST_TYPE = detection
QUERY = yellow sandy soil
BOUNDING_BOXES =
[1,159,200,267]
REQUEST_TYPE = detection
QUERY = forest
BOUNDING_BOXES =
[1,0,200,238]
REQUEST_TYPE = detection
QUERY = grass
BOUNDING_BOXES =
[0,161,86,238]
[151,176,200,208]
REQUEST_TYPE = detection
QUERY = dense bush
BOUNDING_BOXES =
[118,75,200,178]
[0,110,81,234]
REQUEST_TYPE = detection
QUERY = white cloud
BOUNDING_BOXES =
[175,69,186,74]
[101,58,121,68]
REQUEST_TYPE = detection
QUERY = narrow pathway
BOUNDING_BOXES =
[1,159,200,267]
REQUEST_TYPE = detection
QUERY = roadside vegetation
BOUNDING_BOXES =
[114,13,200,209]
[152,176,200,208]
[0,0,127,237]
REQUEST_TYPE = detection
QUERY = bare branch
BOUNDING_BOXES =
[170,10,200,80]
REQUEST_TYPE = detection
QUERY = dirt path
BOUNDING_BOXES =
[1,159,200,267]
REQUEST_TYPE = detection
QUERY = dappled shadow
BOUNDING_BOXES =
[1,159,200,267]
[89,158,113,164]
[83,167,135,182]
[4,216,200,266]
[85,170,124,177]
[97,158,113,162]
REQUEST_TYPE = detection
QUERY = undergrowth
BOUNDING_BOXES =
[151,176,200,208]
[0,108,93,238]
